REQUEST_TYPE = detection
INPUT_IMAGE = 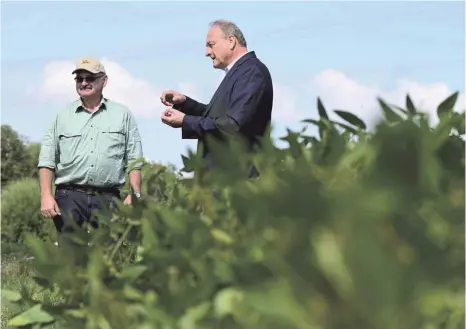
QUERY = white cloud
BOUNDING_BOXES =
[29,59,464,130]
[28,57,200,118]
[272,83,301,123]
[308,69,465,128]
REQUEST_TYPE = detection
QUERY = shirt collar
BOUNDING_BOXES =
[224,51,249,73]
[76,96,107,112]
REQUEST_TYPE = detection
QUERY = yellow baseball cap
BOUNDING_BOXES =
[71,57,106,74]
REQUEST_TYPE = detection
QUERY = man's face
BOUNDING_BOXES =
[75,70,107,98]
[205,26,234,69]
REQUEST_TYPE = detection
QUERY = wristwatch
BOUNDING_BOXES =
[133,192,141,198]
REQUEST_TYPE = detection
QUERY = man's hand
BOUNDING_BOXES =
[161,108,185,128]
[160,90,186,106]
[123,195,132,205]
[41,194,61,218]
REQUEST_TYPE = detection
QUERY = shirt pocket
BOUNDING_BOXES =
[101,125,126,160]
[58,132,82,165]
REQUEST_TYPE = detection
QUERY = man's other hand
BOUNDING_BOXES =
[41,194,61,218]
[160,90,186,107]
[161,108,185,128]
[123,194,132,205]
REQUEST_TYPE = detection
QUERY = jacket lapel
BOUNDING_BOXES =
[203,51,257,117]
[204,74,230,116]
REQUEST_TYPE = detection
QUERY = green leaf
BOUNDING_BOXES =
[302,136,320,147]
[2,289,22,302]
[64,308,87,319]
[123,285,145,301]
[437,91,459,118]
[117,265,147,281]
[333,110,367,130]
[317,98,329,120]
[279,129,304,157]
[378,98,403,123]
[7,304,54,327]
[211,229,235,245]
[452,112,465,134]
[432,114,456,149]
[333,122,358,135]
[313,229,353,298]
[214,288,244,317]
[179,302,212,329]
[406,94,416,115]
[302,118,324,129]
[387,103,408,115]
[180,150,196,173]
[302,118,329,140]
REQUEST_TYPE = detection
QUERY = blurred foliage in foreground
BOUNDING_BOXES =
[2,93,465,329]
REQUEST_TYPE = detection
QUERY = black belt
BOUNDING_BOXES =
[56,184,120,196]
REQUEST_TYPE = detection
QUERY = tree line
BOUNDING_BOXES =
[1,125,41,188]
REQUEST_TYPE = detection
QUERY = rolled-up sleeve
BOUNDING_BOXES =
[124,111,143,172]
[38,114,58,169]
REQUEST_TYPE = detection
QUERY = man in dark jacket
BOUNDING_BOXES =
[160,19,274,177]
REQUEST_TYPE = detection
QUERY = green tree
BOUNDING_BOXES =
[1,125,29,186]
[23,142,41,180]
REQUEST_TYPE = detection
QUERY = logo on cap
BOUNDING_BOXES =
[81,59,90,64]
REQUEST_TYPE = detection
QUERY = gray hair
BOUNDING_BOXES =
[209,19,247,47]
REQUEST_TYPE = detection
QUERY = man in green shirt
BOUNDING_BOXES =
[38,57,143,236]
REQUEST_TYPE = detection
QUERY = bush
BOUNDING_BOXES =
[120,161,188,206]
[2,94,464,329]
[1,125,40,188]
[1,178,56,257]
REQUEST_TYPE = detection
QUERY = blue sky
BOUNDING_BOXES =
[1,1,464,169]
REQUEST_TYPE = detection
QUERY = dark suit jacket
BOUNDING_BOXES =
[174,51,274,177]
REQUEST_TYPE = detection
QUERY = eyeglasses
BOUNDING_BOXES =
[74,75,104,83]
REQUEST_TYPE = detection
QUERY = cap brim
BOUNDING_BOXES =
[71,68,100,74]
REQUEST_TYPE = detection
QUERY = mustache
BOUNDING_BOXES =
[79,85,92,90]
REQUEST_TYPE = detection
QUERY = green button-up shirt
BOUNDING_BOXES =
[38,98,143,188]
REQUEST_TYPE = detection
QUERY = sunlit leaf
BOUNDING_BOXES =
[7,304,54,327]
[2,289,22,302]
[179,302,211,328]
[117,265,147,281]
[214,288,243,317]
[210,229,234,245]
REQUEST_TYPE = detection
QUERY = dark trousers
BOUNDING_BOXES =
[53,186,120,241]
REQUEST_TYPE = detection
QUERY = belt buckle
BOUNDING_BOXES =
[77,186,93,195]
[88,187,99,195]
